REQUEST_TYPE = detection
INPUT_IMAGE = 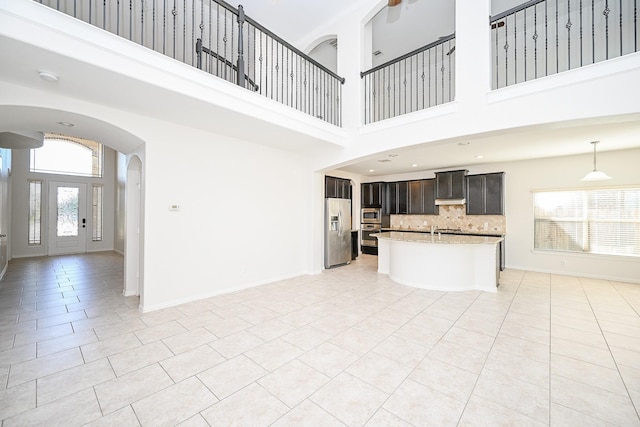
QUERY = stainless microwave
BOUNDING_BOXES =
[361,208,382,224]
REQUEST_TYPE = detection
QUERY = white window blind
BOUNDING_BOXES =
[534,187,640,257]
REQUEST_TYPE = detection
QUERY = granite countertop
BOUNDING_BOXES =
[380,228,504,237]
[373,231,503,245]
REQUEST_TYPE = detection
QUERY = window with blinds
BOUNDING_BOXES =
[534,187,640,257]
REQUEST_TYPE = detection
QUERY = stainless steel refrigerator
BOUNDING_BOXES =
[324,198,352,268]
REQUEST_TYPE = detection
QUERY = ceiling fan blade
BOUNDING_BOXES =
[388,0,401,6]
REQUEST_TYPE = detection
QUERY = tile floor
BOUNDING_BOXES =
[0,252,639,426]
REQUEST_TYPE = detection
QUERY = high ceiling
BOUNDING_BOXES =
[2,0,639,176]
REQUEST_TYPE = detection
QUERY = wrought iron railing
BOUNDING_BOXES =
[491,0,639,88]
[361,34,456,124]
[34,0,345,126]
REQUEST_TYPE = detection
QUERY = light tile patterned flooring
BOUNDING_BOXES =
[1,252,639,426]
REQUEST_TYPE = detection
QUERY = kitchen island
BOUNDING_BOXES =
[374,232,503,293]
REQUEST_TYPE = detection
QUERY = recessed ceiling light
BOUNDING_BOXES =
[378,159,391,163]
[411,163,418,167]
[475,155,484,159]
[388,154,398,157]
[458,142,470,146]
[57,121,75,127]
[368,169,374,173]
[38,70,59,82]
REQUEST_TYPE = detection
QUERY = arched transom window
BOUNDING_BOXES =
[30,133,103,177]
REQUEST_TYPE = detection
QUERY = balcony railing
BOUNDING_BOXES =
[491,0,639,88]
[362,0,638,124]
[361,34,456,125]
[34,0,345,126]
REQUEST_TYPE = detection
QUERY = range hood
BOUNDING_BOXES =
[435,198,466,205]
[434,170,468,206]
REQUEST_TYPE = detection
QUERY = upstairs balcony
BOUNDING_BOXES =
[27,0,640,128]
[361,0,639,123]
[34,0,345,126]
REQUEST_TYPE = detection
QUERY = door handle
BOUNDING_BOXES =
[0,234,6,238]
[82,218,86,228]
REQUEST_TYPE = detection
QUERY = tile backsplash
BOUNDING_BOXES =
[389,205,506,234]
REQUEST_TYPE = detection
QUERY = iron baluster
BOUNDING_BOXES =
[505,18,509,88]
[182,0,186,62]
[579,0,583,66]
[440,43,445,104]
[619,0,623,56]
[236,5,245,89]
[605,0,610,59]
[545,0,549,78]
[534,4,538,78]
[567,0,572,70]
[525,8,528,82]
[592,0,595,62]
[555,0,559,73]
[515,10,518,84]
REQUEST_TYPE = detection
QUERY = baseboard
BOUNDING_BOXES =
[505,264,640,285]
[138,271,307,313]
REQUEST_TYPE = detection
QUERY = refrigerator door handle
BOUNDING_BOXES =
[337,209,342,237]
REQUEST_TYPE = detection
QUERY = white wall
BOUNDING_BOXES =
[369,147,640,283]
[10,146,117,258]
[114,152,126,254]
[138,120,312,311]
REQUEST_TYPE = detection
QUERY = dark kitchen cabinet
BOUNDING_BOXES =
[361,182,383,208]
[420,179,438,214]
[384,181,408,214]
[325,176,351,199]
[466,172,505,215]
[436,170,467,200]
[397,181,408,214]
[384,182,397,214]
[408,181,422,214]
[408,179,438,214]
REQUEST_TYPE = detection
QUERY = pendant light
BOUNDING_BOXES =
[581,141,611,181]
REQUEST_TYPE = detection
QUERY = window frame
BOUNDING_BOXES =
[533,185,640,258]
[92,184,104,242]
[28,180,43,246]
[29,133,104,178]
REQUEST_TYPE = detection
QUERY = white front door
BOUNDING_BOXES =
[48,182,88,255]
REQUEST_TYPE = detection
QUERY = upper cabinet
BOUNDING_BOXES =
[383,182,397,214]
[408,179,438,215]
[435,170,467,201]
[362,182,383,207]
[325,176,351,199]
[466,172,505,215]
[383,181,407,214]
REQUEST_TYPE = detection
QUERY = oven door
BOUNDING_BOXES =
[361,224,381,247]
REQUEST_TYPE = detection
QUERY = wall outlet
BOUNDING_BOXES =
[560,260,567,268]
[423,220,428,225]
[400,220,403,225]
[483,222,489,230]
